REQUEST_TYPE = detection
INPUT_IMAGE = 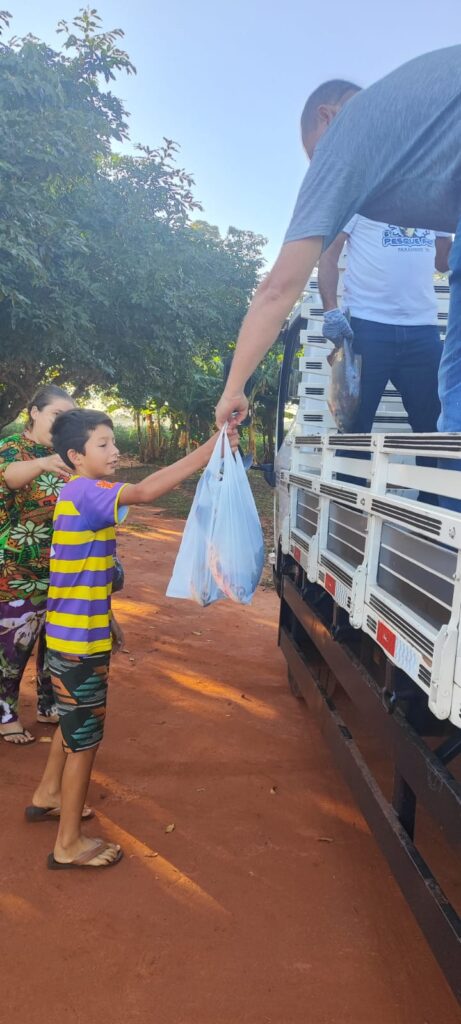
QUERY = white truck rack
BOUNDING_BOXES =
[269,272,461,1001]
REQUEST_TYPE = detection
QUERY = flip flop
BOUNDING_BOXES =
[47,840,123,870]
[0,728,35,745]
[25,805,95,823]
[36,712,59,725]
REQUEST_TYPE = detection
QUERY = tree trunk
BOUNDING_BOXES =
[145,412,155,463]
[267,411,275,461]
[247,406,257,461]
[134,411,145,462]
[155,409,162,459]
[0,372,39,430]
[183,414,191,454]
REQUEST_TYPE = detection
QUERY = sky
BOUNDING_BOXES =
[7,1,461,263]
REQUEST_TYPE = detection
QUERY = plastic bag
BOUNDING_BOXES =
[327,338,362,432]
[166,428,264,606]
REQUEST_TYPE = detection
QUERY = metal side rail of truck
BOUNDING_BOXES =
[262,284,461,1003]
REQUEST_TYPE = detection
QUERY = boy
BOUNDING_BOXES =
[26,410,238,870]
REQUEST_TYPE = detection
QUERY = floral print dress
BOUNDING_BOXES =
[0,434,62,724]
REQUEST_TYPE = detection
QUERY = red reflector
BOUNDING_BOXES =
[377,621,396,657]
[324,572,336,596]
[293,546,301,562]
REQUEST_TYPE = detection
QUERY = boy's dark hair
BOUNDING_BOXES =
[52,409,114,468]
[301,79,361,141]
[26,383,73,427]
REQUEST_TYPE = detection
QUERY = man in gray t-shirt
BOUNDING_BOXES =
[216,46,461,434]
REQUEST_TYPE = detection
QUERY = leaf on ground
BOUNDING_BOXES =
[39,736,52,743]
[317,837,334,843]
[192,630,202,636]
[121,648,130,654]
[145,852,159,858]
[240,693,252,701]
[129,657,135,663]
[270,786,278,795]
[165,823,175,834]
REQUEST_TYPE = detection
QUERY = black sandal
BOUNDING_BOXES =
[0,728,35,745]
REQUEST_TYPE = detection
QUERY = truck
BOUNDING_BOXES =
[267,266,461,1000]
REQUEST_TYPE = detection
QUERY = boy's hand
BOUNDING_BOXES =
[111,616,124,655]
[201,423,239,463]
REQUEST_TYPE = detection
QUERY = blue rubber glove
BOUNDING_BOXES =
[322,307,354,346]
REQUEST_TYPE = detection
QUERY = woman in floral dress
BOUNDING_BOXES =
[0,385,74,744]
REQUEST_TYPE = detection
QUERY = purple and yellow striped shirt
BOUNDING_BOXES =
[46,476,128,656]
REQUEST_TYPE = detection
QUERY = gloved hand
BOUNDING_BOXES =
[322,307,354,346]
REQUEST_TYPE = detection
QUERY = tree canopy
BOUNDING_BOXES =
[0,8,267,437]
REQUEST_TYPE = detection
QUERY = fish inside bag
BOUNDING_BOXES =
[166,427,265,606]
[327,337,362,432]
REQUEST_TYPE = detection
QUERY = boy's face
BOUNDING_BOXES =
[69,425,120,478]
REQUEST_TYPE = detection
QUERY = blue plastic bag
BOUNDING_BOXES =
[166,428,264,606]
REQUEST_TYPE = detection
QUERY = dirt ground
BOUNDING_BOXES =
[1,506,459,1024]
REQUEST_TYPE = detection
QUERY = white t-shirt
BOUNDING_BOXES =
[341,215,449,325]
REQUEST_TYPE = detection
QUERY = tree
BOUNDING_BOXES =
[0,8,135,424]
[119,221,267,451]
[0,10,267,438]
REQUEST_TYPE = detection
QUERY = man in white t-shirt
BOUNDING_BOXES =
[318,215,452,434]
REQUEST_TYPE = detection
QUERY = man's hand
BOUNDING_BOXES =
[322,307,354,346]
[216,391,249,428]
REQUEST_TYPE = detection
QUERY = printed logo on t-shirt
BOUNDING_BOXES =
[382,226,433,249]
[96,480,115,490]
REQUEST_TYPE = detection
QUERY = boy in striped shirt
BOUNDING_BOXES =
[27,409,238,870]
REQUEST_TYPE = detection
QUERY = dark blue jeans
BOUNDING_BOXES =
[436,218,461,511]
[339,319,442,504]
[349,318,442,433]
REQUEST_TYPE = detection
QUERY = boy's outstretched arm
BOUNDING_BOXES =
[120,427,238,507]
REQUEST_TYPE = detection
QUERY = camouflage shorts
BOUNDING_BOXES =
[47,650,110,753]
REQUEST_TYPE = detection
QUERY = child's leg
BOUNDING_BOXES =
[32,725,66,806]
[44,650,122,867]
[28,726,93,820]
[35,629,58,723]
[54,746,97,858]
[53,746,120,866]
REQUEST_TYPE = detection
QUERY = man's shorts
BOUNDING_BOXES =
[47,650,110,753]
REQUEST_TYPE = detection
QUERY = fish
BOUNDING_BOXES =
[327,338,362,432]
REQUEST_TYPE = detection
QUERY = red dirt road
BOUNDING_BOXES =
[1,507,459,1024]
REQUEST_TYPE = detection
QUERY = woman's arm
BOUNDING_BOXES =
[3,454,71,491]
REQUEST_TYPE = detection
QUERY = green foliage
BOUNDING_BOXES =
[112,423,139,456]
[0,9,267,438]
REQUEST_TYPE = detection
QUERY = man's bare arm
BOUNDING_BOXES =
[318,232,348,310]
[216,237,323,426]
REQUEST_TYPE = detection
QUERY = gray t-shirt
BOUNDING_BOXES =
[285,46,461,250]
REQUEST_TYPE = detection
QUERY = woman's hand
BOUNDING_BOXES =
[40,454,72,481]
[111,615,124,654]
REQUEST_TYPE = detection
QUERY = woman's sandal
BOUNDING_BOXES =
[25,804,95,822]
[0,727,35,745]
[47,840,123,870]
[36,711,59,725]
